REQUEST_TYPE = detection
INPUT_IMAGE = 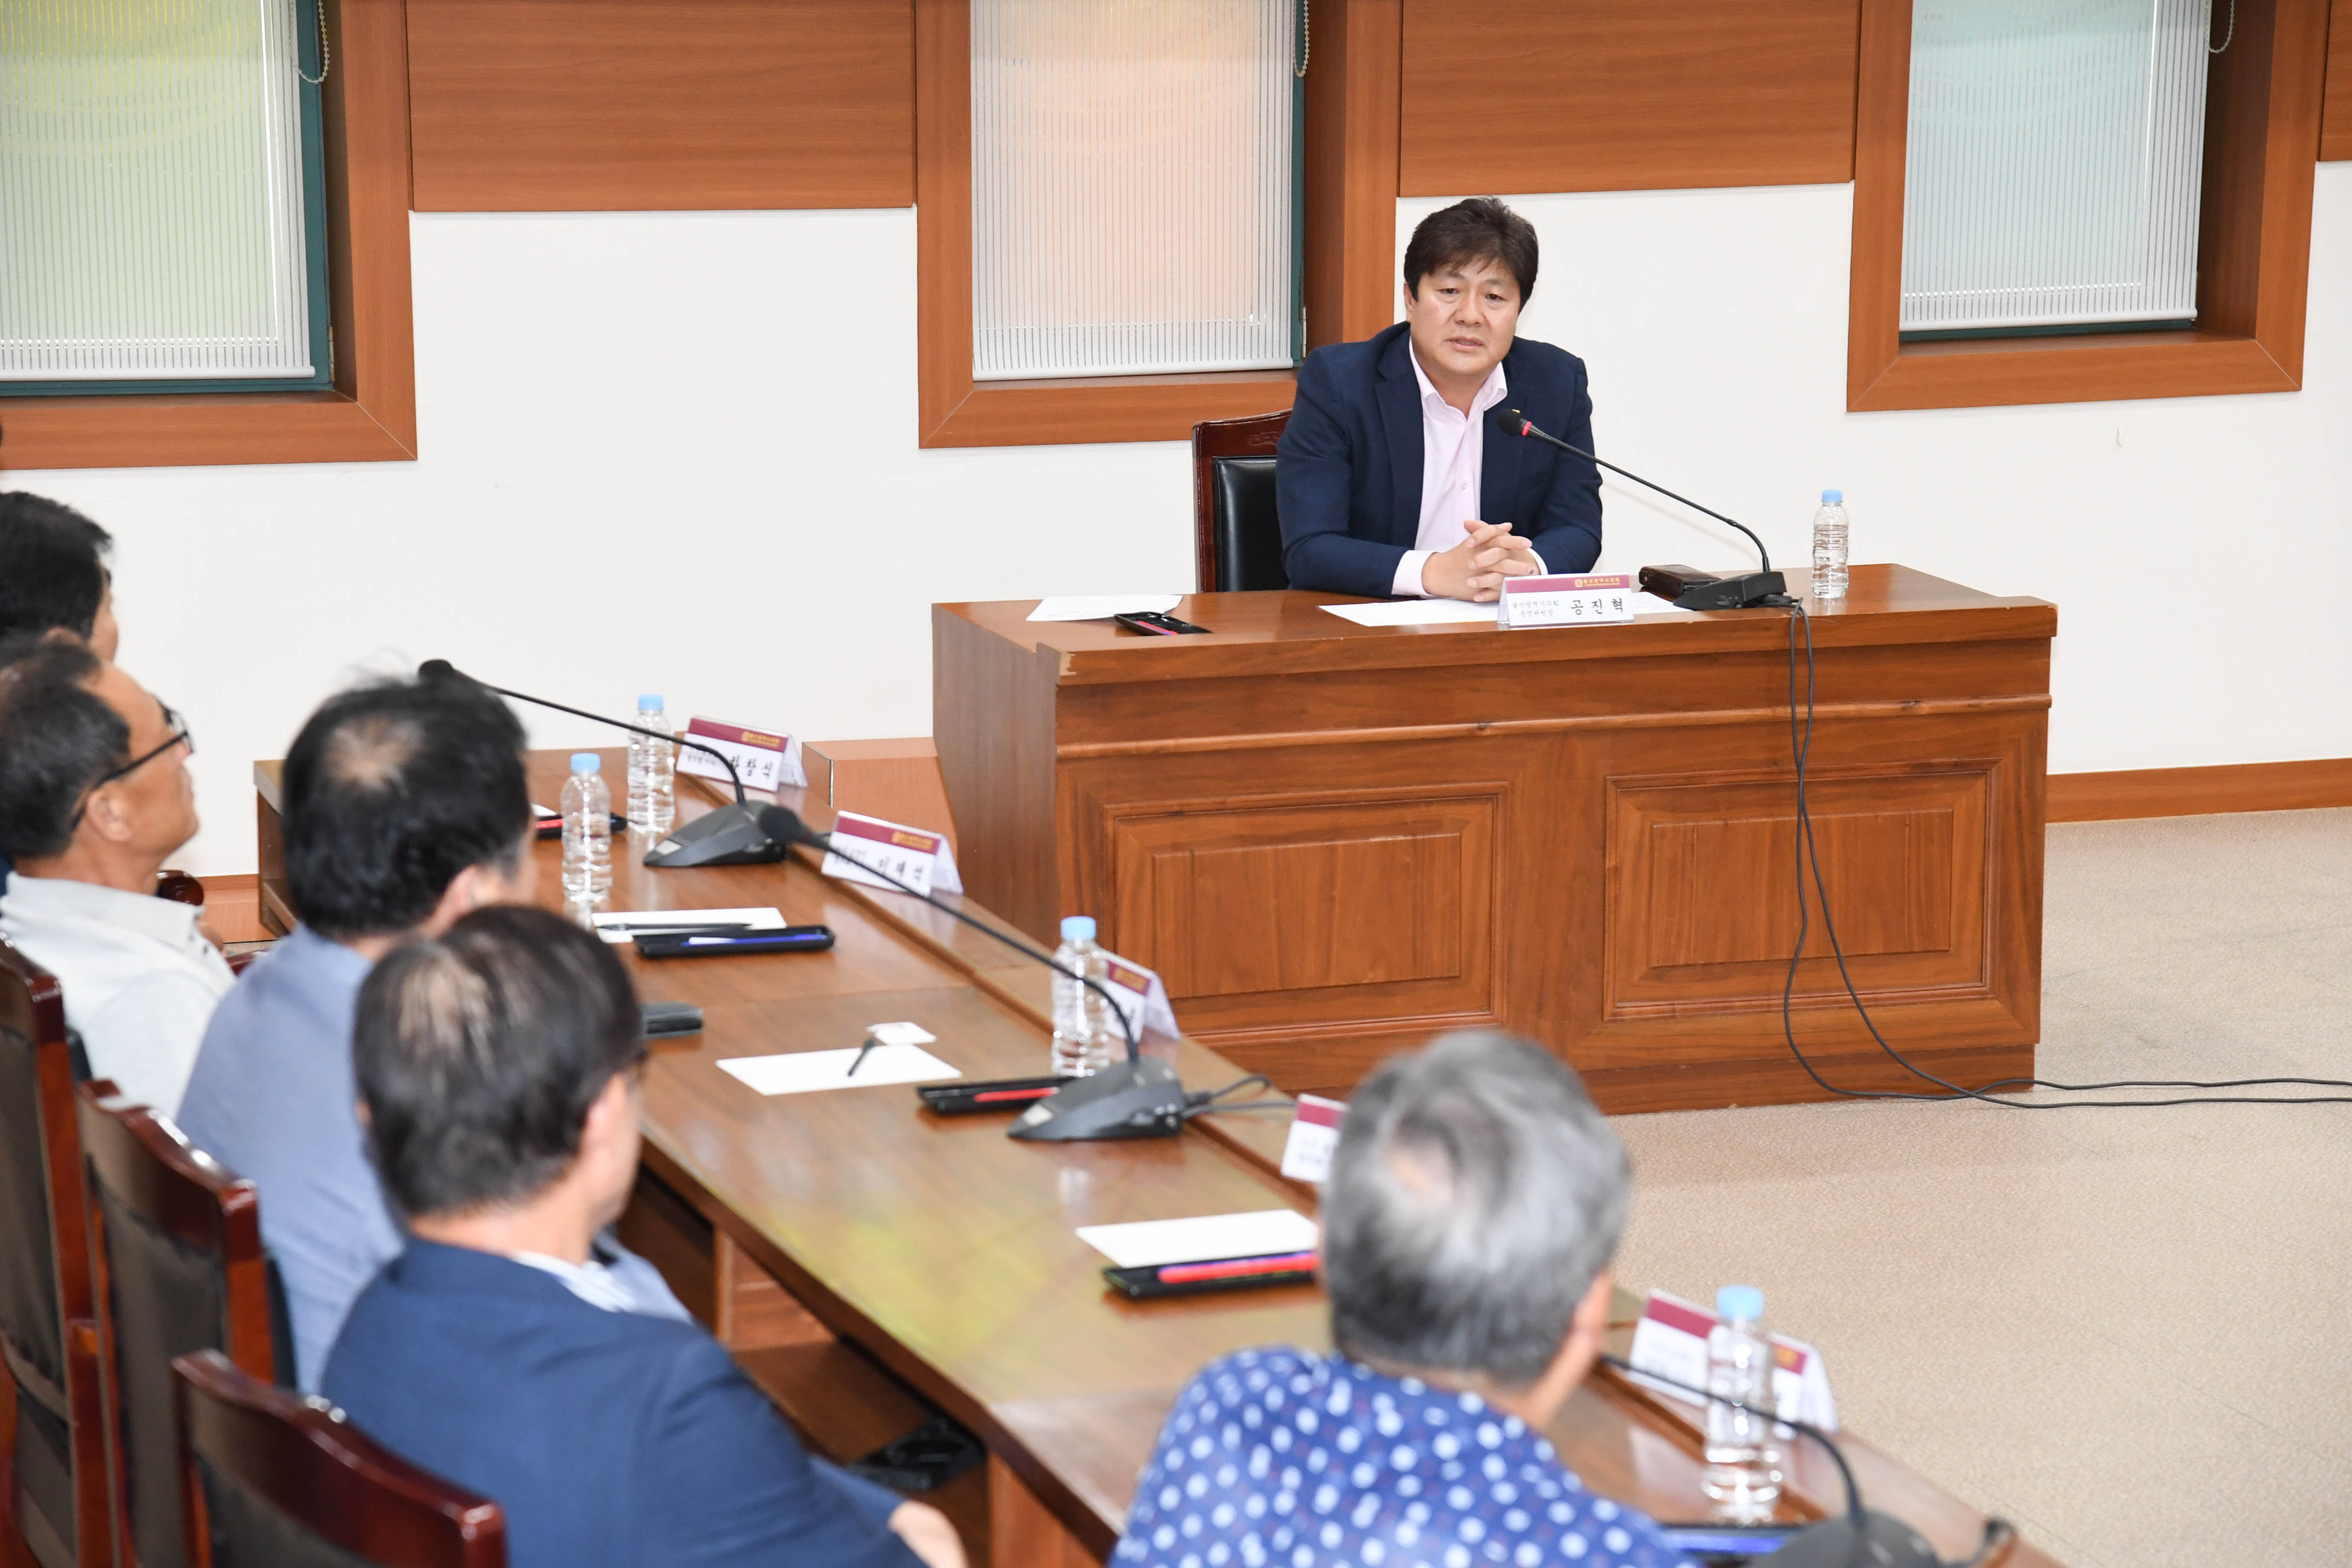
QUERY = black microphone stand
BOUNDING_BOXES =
[1494,408,1792,609]
[755,808,1191,1143]
[418,660,784,868]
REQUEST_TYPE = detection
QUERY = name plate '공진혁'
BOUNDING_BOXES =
[1498,573,1636,629]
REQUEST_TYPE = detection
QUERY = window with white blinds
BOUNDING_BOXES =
[970,0,1301,382]
[1901,0,2212,338]
[0,0,329,389]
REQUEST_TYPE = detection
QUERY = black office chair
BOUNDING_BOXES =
[0,939,112,1568]
[80,1082,291,1568]
[1191,411,1292,593]
[174,1351,505,1568]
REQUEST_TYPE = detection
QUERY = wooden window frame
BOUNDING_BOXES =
[914,0,1302,448]
[0,0,416,471]
[1848,0,2330,413]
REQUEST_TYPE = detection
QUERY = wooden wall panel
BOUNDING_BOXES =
[406,0,913,212]
[2326,0,2352,158]
[1398,0,1861,196]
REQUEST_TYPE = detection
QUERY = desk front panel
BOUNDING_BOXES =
[937,571,2053,1110]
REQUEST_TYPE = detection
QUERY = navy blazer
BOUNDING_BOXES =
[1275,321,1603,597]
[324,1242,920,1568]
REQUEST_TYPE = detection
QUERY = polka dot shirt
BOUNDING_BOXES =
[1114,1347,1694,1568]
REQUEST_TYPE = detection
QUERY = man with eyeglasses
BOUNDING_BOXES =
[0,635,226,1114]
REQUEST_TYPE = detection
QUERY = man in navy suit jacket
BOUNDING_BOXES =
[324,906,960,1568]
[1277,198,1603,600]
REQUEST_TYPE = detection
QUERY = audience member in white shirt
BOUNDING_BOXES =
[0,635,229,1115]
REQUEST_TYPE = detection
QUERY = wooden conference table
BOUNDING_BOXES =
[935,565,2058,1112]
[244,755,2059,1568]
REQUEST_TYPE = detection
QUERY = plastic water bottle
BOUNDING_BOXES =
[1810,489,1849,600]
[627,694,675,836]
[1050,916,1115,1077]
[1703,1285,1784,1522]
[561,753,613,905]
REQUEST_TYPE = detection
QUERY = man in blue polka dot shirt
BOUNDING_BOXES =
[1115,1033,1694,1568]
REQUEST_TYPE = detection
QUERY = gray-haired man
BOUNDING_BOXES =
[1114,1032,1694,1568]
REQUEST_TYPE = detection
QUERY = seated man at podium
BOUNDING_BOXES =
[1276,198,1603,600]
[1115,1032,1687,1568]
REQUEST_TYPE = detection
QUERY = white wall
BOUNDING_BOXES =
[13,173,2349,876]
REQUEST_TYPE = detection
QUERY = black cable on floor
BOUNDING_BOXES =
[1775,600,2352,1109]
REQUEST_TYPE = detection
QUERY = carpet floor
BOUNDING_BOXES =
[1610,807,2352,1568]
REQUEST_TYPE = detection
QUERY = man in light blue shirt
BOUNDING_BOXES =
[177,674,682,1390]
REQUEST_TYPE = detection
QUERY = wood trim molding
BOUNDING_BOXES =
[2326,0,2352,158]
[0,0,417,471]
[914,0,1297,448]
[1304,0,1402,348]
[1847,0,2326,412]
[2049,758,2352,821]
[406,0,913,213]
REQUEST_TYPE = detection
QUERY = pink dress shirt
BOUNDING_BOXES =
[1391,348,1546,597]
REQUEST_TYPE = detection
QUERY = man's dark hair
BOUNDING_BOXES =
[1402,197,1539,304]
[355,906,644,1218]
[0,492,114,643]
[282,676,530,939]
[0,635,127,861]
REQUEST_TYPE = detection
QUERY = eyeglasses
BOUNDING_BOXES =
[65,702,194,834]
[92,702,195,788]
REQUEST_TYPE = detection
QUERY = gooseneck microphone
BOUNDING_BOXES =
[417,660,783,869]
[755,806,1192,1143]
[1492,408,1792,610]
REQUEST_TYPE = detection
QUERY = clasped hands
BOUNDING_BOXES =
[1421,519,1539,602]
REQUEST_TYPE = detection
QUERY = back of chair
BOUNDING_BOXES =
[173,1351,504,1568]
[0,939,111,1568]
[1191,411,1292,593]
[79,1085,281,1568]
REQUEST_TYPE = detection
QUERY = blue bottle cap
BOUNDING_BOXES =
[1060,915,1097,942]
[1717,1285,1764,1323]
[637,694,664,711]
[1821,489,1843,504]
[570,753,601,773]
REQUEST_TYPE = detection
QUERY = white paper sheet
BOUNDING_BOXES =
[1320,600,1499,627]
[1027,594,1183,622]
[1074,1209,1320,1269]
[1633,592,1694,615]
[716,1045,961,1096]
[589,907,787,944]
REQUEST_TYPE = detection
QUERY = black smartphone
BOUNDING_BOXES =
[633,926,835,958]
[1113,611,1210,636]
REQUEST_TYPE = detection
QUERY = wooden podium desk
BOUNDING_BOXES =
[934,565,2056,1112]
[245,753,2058,1568]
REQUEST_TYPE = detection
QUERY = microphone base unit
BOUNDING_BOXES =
[1008,1057,1187,1142]
[1754,1509,1942,1568]
[643,804,789,868]
[1671,570,1788,611]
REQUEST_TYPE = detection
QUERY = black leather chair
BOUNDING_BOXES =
[79,1083,289,1568]
[173,1351,505,1568]
[0,939,112,1568]
[1191,411,1292,593]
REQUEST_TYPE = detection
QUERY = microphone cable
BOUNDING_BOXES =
[1774,602,2352,1109]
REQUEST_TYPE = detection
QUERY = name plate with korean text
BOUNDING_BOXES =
[677,717,808,795]
[1099,952,1182,1046]
[821,810,964,898]
[1498,573,1637,630]
[1626,1289,1838,1430]
[1279,1094,1347,1184]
